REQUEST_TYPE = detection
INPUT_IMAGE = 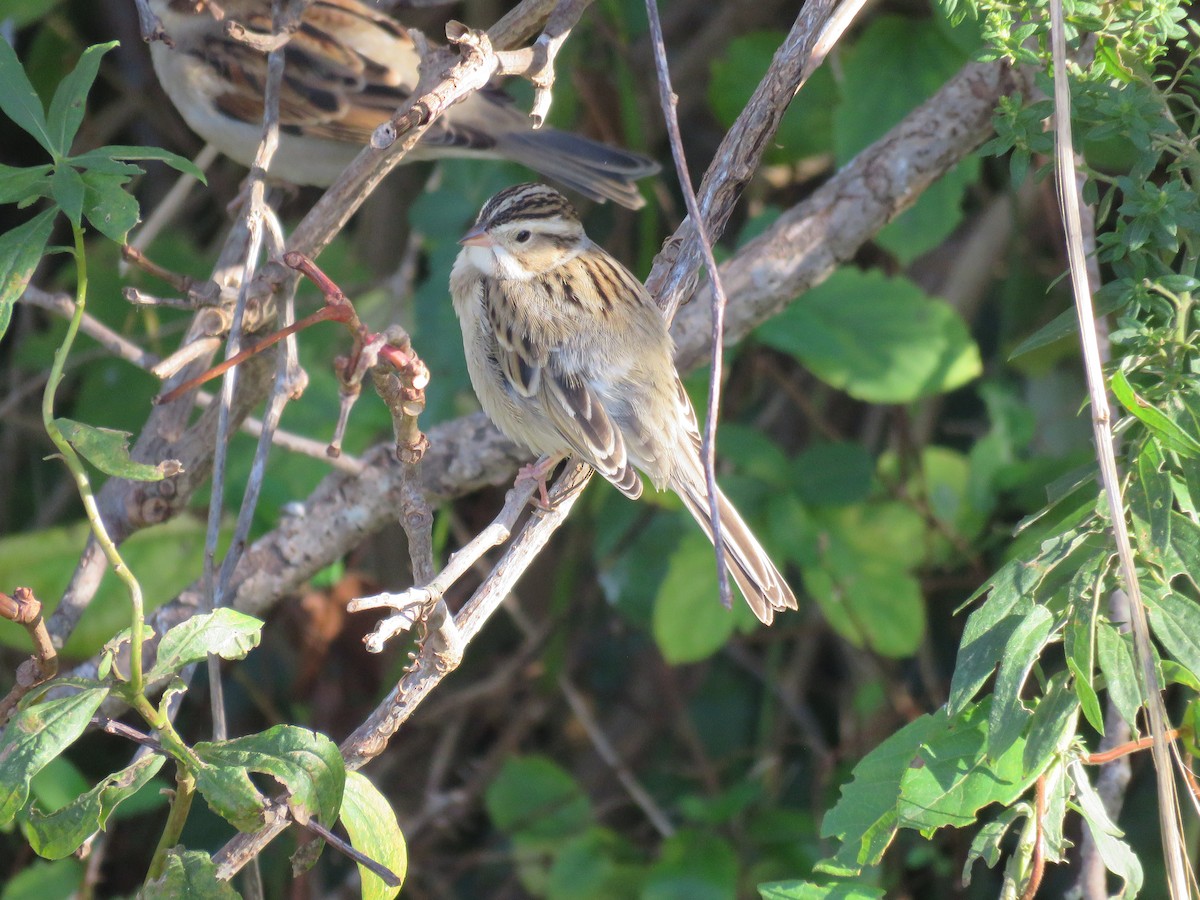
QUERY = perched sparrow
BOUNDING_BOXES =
[143,0,658,207]
[450,184,798,623]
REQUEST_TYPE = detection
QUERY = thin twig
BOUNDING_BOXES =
[302,818,401,888]
[645,0,867,320]
[643,0,731,609]
[204,0,300,743]
[1048,1,1188,894]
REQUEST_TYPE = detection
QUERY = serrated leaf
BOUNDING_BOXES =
[46,42,117,155]
[1069,760,1143,897]
[0,207,56,341]
[818,713,942,874]
[194,725,344,832]
[139,849,241,899]
[147,609,263,683]
[757,270,981,403]
[0,34,53,153]
[0,687,109,825]
[897,701,1038,833]
[340,772,406,900]
[989,605,1057,758]
[80,170,139,244]
[24,754,164,859]
[1112,370,1200,457]
[53,418,181,481]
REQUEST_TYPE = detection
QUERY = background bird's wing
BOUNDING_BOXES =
[201,1,516,148]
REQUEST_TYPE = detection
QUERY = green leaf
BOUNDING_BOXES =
[1022,673,1079,773]
[949,561,1036,714]
[803,501,926,657]
[0,162,52,204]
[0,0,69,29]
[147,609,263,683]
[1009,288,1128,359]
[897,702,1038,834]
[709,32,835,163]
[340,772,406,900]
[24,754,165,859]
[0,207,56,341]
[758,270,981,403]
[652,530,742,664]
[961,804,1028,885]
[1130,441,1171,564]
[0,687,109,825]
[643,829,737,900]
[49,165,84,227]
[546,828,644,899]
[1068,657,1105,734]
[818,712,942,874]
[1145,587,1200,676]
[74,145,207,182]
[759,883,884,900]
[988,604,1056,758]
[1069,760,1143,897]
[835,17,972,262]
[1111,369,1200,457]
[1096,622,1143,730]
[139,849,242,899]
[194,725,345,832]
[46,42,117,155]
[793,442,874,507]
[486,755,591,851]
[53,418,182,481]
[0,35,53,153]
[80,170,139,244]
[0,858,84,900]
[1063,554,1106,729]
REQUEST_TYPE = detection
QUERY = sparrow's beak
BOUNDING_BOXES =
[458,224,493,247]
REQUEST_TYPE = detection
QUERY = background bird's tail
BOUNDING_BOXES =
[672,471,799,625]
[497,129,659,209]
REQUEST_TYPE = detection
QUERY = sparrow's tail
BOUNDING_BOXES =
[671,469,799,625]
[496,129,659,210]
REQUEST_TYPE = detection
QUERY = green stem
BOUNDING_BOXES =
[40,223,147,694]
[146,764,196,882]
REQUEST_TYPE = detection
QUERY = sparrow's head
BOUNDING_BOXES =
[459,184,587,280]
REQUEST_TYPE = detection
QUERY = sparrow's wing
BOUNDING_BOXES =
[483,278,643,499]
[202,1,518,148]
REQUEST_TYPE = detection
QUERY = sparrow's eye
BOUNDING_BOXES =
[515,230,532,243]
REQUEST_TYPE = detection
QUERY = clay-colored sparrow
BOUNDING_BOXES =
[450,184,797,624]
[143,0,658,208]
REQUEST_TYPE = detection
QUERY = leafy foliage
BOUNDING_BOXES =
[1,0,1199,894]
